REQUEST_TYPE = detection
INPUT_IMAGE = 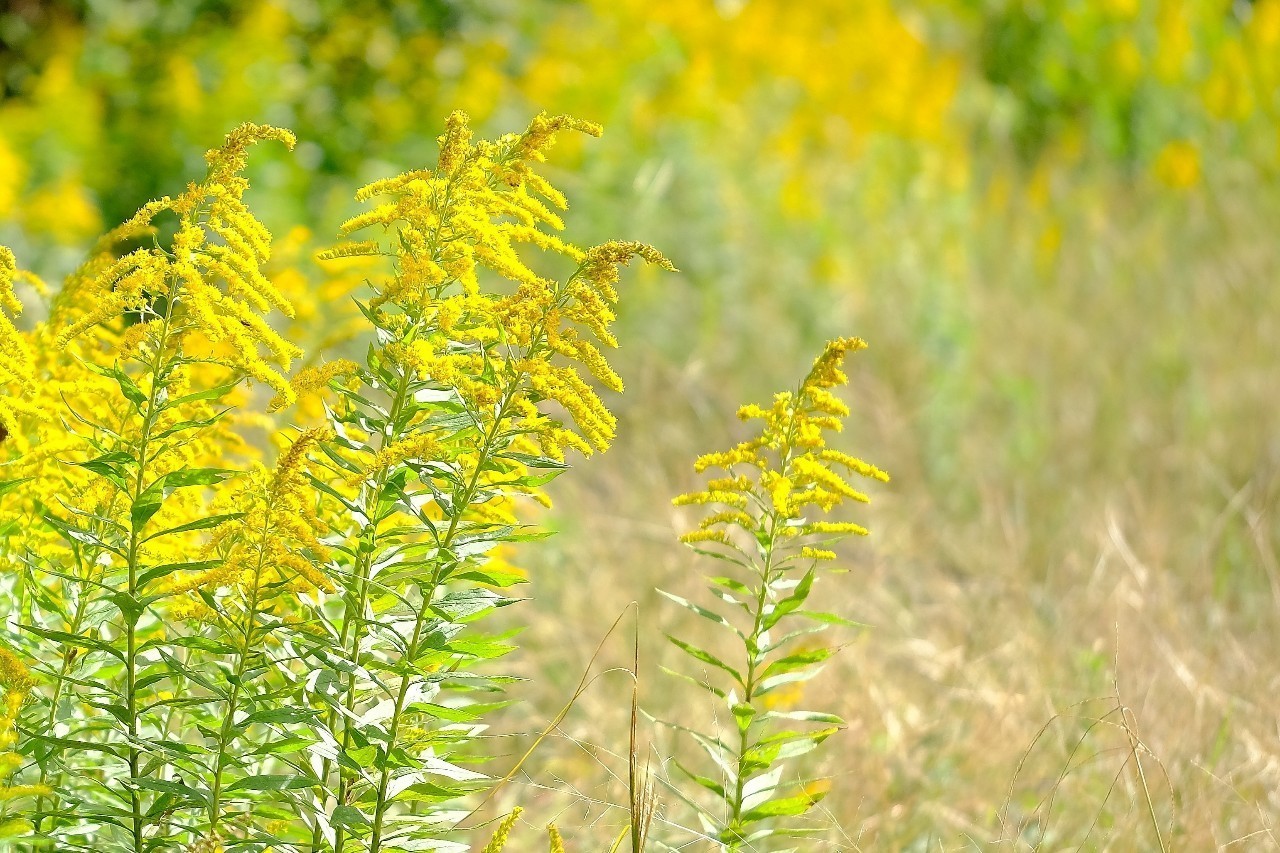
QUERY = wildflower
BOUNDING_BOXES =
[276,358,361,410]
[330,110,670,460]
[56,124,299,405]
[481,807,523,853]
[0,249,39,435]
[680,529,733,546]
[169,428,334,612]
[1153,140,1201,190]
[674,338,886,553]
[0,645,32,751]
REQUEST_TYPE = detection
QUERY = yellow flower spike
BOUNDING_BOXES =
[55,124,298,404]
[514,112,603,161]
[0,647,33,694]
[547,824,567,853]
[675,338,884,545]
[0,247,39,435]
[806,520,871,537]
[276,358,361,410]
[0,247,21,315]
[168,427,335,617]
[480,807,523,853]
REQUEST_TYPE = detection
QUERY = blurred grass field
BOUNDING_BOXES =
[3,0,1280,848]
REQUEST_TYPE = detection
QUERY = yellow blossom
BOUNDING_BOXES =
[55,123,300,406]
[481,807,523,853]
[674,338,886,559]
[1153,140,1201,190]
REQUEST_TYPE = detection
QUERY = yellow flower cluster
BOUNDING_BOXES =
[0,248,39,438]
[0,646,31,751]
[167,428,333,620]
[480,807,523,853]
[674,338,888,559]
[55,124,300,408]
[327,111,672,461]
[275,358,361,411]
[0,644,46,805]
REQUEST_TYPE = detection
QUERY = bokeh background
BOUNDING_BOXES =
[3,0,1280,848]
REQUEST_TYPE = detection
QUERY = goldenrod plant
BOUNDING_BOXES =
[299,110,670,852]
[1,124,306,851]
[665,338,888,850]
[0,112,671,852]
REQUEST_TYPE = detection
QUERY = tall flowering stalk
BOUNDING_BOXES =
[1,125,301,851]
[301,111,671,851]
[665,338,888,849]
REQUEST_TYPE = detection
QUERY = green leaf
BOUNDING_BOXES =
[41,512,124,556]
[107,591,154,627]
[671,759,726,798]
[757,667,825,695]
[331,804,371,829]
[762,567,815,631]
[151,413,225,442]
[224,774,317,792]
[132,468,236,530]
[403,701,512,724]
[242,707,319,726]
[132,777,210,808]
[21,624,125,662]
[86,362,147,408]
[168,383,238,407]
[666,635,744,687]
[731,702,757,733]
[0,478,32,499]
[73,453,135,492]
[794,609,867,628]
[760,710,845,725]
[143,512,243,542]
[760,647,836,680]
[741,727,838,769]
[658,589,743,637]
[158,635,239,656]
[164,467,237,489]
[452,565,528,588]
[500,451,569,470]
[137,558,222,588]
[740,790,826,824]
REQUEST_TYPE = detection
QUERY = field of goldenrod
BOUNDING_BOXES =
[2,1,1279,850]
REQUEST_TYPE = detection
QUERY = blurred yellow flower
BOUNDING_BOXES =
[1153,140,1202,189]
[22,179,101,244]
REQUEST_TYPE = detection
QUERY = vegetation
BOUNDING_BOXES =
[2,0,1279,849]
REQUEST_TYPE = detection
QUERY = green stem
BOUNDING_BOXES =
[31,548,97,832]
[366,391,515,853]
[33,349,158,839]
[325,362,415,853]
[208,513,273,835]
[726,393,805,848]
[121,274,183,851]
[727,512,779,846]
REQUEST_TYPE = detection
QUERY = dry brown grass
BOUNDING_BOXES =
[479,156,1280,851]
